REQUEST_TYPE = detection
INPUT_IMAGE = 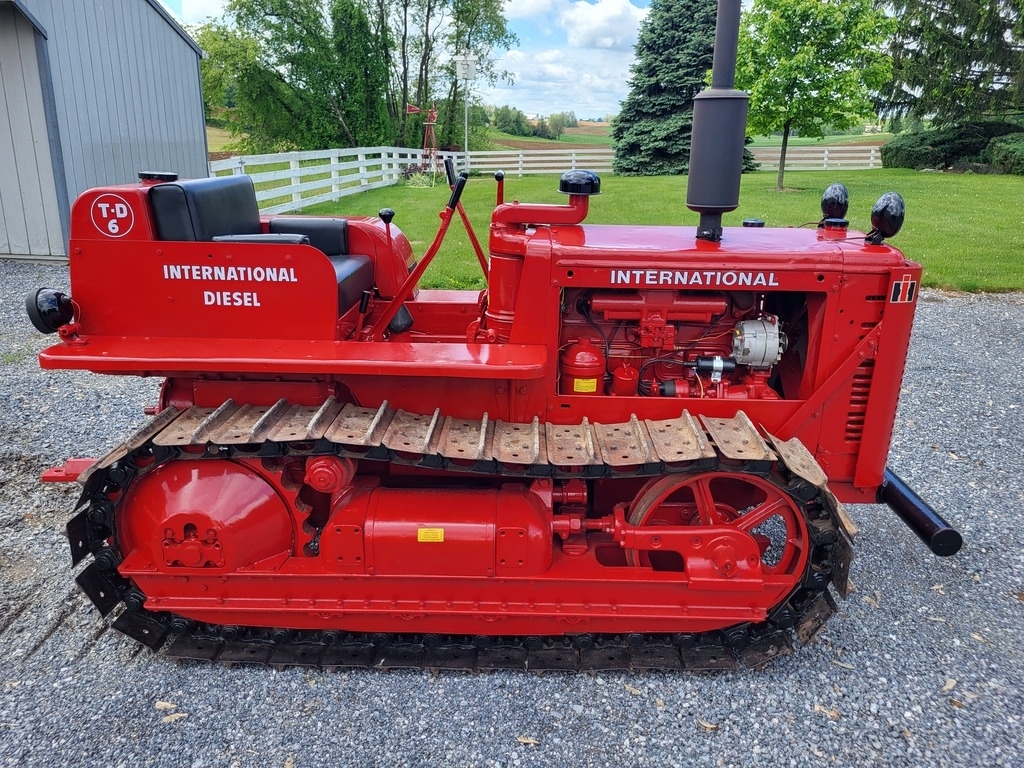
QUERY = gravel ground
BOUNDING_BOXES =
[1,261,1022,767]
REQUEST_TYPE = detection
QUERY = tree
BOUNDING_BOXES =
[360,0,517,147]
[436,0,519,149]
[330,0,394,145]
[544,112,577,140]
[199,0,516,151]
[547,113,569,140]
[532,118,553,139]
[494,105,531,136]
[612,0,719,175]
[881,0,1024,125]
[192,24,261,127]
[736,0,894,189]
[360,0,411,141]
[195,0,392,151]
[194,22,320,151]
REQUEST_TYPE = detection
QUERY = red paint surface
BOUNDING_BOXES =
[39,174,923,633]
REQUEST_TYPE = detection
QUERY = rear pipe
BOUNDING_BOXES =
[878,468,962,556]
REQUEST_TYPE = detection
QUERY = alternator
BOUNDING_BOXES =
[732,317,788,367]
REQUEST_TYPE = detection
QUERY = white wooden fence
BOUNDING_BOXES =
[207,144,883,214]
[461,149,615,176]
[207,146,617,214]
[749,144,882,170]
[208,147,442,215]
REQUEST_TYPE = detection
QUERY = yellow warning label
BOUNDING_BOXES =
[417,528,445,543]
[573,378,598,393]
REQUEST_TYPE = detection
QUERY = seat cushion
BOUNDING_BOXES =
[330,255,374,314]
[268,217,373,315]
[269,217,349,255]
[149,176,262,241]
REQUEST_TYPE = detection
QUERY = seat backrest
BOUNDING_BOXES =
[149,176,262,241]
[268,216,349,256]
[268,216,377,319]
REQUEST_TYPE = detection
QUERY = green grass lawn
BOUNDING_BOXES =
[300,169,1024,293]
[486,127,888,150]
[553,131,615,146]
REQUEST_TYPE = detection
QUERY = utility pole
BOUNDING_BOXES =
[452,54,478,173]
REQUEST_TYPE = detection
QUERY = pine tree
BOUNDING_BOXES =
[882,0,1023,124]
[613,0,724,175]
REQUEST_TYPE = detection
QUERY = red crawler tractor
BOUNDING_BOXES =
[28,1,959,670]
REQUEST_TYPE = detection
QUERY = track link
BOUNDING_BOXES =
[67,401,855,672]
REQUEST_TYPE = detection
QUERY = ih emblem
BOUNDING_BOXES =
[890,274,917,303]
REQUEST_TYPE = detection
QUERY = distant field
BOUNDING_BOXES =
[566,121,612,135]
[299,169,1024,293]
[207,123,613,154]
[206,126,236,152]
[561,121,614,145]
[209,122,886,154]
[555,133,613,146]
[488,121,612,150]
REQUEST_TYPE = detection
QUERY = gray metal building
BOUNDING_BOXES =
[0,0,207,259]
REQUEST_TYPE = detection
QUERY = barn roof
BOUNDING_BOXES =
[143,0,203,56]
[10,0,201,55]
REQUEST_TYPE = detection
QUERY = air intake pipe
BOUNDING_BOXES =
[491,170,600,228]
[686,0,748,242]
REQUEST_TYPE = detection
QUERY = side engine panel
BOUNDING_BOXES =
[522,223,922,501]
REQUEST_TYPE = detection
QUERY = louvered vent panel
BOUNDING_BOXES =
[844,360,875,442]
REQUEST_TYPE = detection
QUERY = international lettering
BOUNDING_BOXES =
[608,269,780,287]
[162,264,298,283]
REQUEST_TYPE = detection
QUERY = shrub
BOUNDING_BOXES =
[881,122,1023,169]
[987,134,1024,175]
[399,169,437,187]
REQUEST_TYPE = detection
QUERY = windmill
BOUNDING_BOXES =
[406,103,443,176]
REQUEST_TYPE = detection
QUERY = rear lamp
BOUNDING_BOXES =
[26,288,74,334]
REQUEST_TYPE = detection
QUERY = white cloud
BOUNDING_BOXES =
[480,45,637,117]
[503,0,564,21]
[481,0,648,116]
[179,0,228,24]
[559,0,647,51]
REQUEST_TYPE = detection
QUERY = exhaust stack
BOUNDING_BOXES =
[686,0,748,242]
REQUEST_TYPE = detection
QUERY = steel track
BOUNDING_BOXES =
[66,401,854,672]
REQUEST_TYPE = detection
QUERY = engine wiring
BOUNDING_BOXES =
[568,294,777,397]
[634,321,737,396]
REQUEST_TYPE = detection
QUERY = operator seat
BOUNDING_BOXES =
[269,215,413,335]
[267,216,376,322]
[147,176,374,317]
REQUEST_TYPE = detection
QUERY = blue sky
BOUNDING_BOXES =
[161,0,651,118]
